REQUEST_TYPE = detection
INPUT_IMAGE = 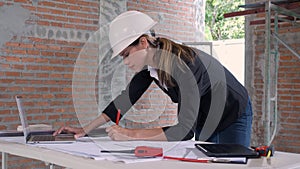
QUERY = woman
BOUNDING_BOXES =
[54,11,253,147]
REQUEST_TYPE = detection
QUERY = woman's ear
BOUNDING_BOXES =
[139,37,149,49]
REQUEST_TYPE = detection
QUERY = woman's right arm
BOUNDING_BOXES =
[54,69,153,138]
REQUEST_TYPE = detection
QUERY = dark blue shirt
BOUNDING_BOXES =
[103,48,249,141]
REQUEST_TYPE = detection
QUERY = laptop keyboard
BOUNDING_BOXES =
[32,135,55,141]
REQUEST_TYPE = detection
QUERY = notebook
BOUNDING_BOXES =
[195,143,260,158]
[15,95,76,144]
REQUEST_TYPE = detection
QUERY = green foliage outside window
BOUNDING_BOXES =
[205,0,245,40]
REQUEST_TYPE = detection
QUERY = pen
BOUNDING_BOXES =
[116,109,121,125]
[163,156,210,163]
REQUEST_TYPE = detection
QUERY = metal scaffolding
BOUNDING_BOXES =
[224,0,300,146]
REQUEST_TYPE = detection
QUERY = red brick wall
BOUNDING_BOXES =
[128,0,203,42]
[0,0,99,168]
[247,0,300,153]
[0,0,99,129]
[1,0,205,168]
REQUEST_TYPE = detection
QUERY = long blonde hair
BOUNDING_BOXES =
[155,37,195,87]
[132,34,195,87]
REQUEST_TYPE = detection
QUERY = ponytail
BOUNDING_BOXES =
[155,38,195,87]
[135,34,195,87]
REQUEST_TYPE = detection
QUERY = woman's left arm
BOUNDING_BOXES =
[106,126,168,141]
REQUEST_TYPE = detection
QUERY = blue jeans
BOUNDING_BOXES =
[206,98,253,147]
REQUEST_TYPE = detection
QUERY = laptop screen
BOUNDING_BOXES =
[15,95,30,142]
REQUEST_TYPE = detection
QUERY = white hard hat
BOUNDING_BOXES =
[109,10,157,59]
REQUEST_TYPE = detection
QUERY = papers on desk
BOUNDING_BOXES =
[34,136,167,163]
[41,138,246,164]
[32,137,192,163]
[36,140,105,159]
[94,138,177,163]
[0,136,247,164]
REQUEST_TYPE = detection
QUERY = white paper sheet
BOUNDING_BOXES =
[93,139,191,163]
[33,137,199,163]
[0,136,246,164]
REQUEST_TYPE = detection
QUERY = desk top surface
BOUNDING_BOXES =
[0,138,300,169]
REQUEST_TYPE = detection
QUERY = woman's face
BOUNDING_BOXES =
[119,37,150,72]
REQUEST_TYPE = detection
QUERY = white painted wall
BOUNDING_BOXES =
[212,39,245,85]
[187,39,245,85]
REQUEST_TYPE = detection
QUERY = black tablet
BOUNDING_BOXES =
[195,143,260,158]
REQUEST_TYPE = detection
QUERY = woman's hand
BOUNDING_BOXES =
[53,126,86,139]
[106,125,135,141]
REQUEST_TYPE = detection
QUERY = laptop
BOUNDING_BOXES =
[15,95,76,144]
[195,143,260,158]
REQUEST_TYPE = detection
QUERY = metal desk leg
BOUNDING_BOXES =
[2,152,7,169]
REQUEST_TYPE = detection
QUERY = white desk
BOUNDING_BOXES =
[1,139,300,169]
